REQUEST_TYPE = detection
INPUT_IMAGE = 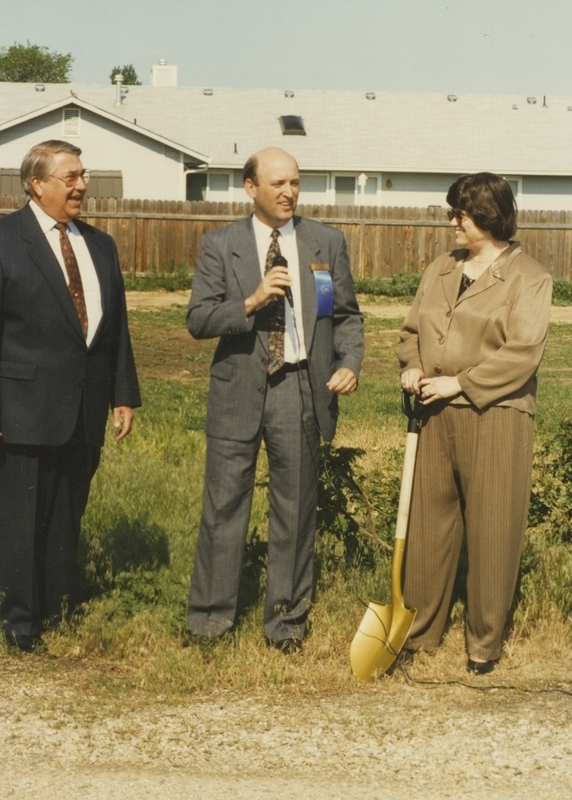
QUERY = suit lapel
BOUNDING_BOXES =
[293,218,320,348]
[78,222,111,346]
[231,217,264,299]
[20,204,86,341]
[439,250,465,313]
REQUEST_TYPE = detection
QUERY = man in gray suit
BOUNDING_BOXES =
[186,147,363,651]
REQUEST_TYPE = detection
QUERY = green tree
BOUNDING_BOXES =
[0,41,73,82]
[109,64,141,86]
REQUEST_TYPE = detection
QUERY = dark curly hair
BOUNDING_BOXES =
[446,172,517,241]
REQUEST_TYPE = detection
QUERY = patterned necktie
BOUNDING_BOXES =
[55,222,89,340]
[265,229,285,375]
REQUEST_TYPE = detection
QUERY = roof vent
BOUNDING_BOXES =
[365,92,376,100]
[527,96,537,104]
[447,94,457,102]
[568,106,572,111]
[284,90,294,98]
[203,88,213,96]
[35,83,45,92]
[151,60,178,87]
[279,115,306,135]
[512,104,518,110]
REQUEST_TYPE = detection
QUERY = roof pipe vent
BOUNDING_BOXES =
[114,73,124,106]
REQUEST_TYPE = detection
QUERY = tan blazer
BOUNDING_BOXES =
[399,242,552,414]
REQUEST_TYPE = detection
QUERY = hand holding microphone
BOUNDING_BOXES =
[271,255,294,307]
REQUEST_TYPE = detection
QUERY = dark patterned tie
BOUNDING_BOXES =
[265,229,285,375]
[55,222,89,340]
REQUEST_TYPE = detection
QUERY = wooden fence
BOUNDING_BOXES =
[2,195,572,279]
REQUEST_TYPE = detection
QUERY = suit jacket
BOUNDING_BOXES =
[188,215,364,443]
[0,203,141,447]
[399,241,552,414]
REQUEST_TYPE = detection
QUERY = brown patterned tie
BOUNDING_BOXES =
[265,229,285,375]
[55,223,88,340]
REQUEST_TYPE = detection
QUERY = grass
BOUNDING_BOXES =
[123,268,572,306]
[1,305,572,697]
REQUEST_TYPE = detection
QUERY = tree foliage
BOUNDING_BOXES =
[109,64,141,86]
[0,41,73,83]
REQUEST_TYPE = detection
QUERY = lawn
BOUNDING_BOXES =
[2,306,572,694]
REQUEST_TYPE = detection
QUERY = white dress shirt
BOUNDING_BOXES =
[251,215,307,363]
[29,200,103,346]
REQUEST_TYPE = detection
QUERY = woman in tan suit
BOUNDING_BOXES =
[399,172,552,674]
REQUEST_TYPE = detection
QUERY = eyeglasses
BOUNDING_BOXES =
[447,208,467,222]
[49,169,91,187]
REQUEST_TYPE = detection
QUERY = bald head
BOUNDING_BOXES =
[243,148,300,229]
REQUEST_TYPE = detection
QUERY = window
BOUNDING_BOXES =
[335,176,356,205]
[209,173,230,194]
[63,108,80,136]
[300,174,328,193]
[364,177,378,195]
[186,172,207,201]
[84,171,123,198]
[279,115,306,135]
[503,177,521,199]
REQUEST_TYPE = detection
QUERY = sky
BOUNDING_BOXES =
[1,0,572,97]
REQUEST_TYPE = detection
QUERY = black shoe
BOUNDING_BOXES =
[467,658,495,675]
[272,638,303,654]
[8,633,42,653]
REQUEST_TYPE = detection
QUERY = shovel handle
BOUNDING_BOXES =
[401,390,425,434]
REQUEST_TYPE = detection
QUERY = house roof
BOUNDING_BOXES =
[1,82,572,176]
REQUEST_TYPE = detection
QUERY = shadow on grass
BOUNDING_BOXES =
[79,514,171,598]
[236,526,267,625]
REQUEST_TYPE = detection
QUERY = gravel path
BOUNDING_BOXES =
[2,668,572,799]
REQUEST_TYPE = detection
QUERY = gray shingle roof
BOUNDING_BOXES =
[1,82,572,175]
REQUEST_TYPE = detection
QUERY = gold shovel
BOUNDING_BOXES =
[349,392,424,681]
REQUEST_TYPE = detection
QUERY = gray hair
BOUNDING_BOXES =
[20,140,82,196]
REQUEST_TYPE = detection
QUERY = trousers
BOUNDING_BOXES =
[0,417,100,638]
[187,366,321,641]
[403,403,534,661]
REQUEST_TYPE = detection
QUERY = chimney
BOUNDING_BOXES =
[151,59,178,87]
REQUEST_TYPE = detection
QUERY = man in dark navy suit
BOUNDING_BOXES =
[0,140,141,651]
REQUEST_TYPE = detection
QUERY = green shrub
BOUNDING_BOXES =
[552,279,572,306]
[354,272,422,298]
[123,267,192,292]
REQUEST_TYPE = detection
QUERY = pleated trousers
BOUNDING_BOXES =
[403,403,534,661]
[187,366,320,642]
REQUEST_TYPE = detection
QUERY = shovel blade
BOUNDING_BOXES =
[349,600,393,681]
[378,604,417,676]
[350,601,417,681]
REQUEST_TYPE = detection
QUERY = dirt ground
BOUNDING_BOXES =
[124,288,572,323]
[2,292,570,799]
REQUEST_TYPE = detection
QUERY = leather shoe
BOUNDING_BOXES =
[467,658,495,675]
[273,638,303,654]
[7,633,42,653]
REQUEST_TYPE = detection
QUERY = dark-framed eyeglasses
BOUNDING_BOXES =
[447,208,467,222]
[49,169,91,187]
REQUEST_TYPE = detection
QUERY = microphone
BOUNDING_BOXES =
[271,254,294,308]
